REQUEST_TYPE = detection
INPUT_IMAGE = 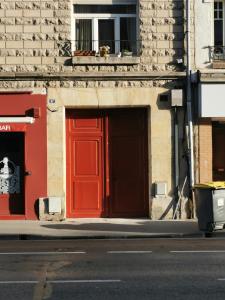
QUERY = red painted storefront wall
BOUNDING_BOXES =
[0,94,47,220]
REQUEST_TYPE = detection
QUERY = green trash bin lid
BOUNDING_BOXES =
[194,181,225,189]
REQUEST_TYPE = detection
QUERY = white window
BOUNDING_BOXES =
[214,0,224,45]
[72,4,137,55]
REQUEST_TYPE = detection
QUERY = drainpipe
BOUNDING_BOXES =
[174,106,180,218]
[186,0,195,187]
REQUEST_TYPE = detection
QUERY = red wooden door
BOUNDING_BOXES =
[66,110,105,217]
[108,109,148,217]
[66,108,148,218]
[0,132,25,216]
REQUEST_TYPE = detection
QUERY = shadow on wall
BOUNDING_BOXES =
[156,197,193,220]
[34,199,39,219]
[154,89,193,220]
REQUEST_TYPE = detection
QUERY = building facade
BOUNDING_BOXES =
[194,0,225,184]
[0,0,189,220]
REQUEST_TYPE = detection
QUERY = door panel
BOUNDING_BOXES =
[74,181,100,210]
[0,132,25,215]
[73,137,102,213]
[66,111,104,217]
[75,140,99,176]
[109,109,148,217]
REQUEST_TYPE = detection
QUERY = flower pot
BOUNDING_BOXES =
[74,50,96,56]
[122,51,133,57]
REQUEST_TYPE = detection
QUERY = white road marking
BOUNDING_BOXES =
[170,250,225,253]
[0,281,38,284]
[49,280,122,283]
[107,251,152,254]
[218,278,225,281]
[0,280,121,284]
[0,251,86,255]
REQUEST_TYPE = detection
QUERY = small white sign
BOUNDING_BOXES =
[217,198,225,207]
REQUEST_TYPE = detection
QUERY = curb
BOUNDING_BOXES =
[0,233,204,240]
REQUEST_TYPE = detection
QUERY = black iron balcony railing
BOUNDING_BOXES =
[209,46,225,61]
[57,40,141,57]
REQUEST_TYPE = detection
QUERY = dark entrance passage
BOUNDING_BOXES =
[108,109,148,217]
[0,132,25,215]
[212,122,225,181]
[66,108,149,218]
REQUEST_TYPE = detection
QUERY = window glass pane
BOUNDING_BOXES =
[214,20,223,45]
[76,19,92,50]
[219,2,223,9]
[98,19,115,53]
[74,5,136,14]
[120,18,137,53]
[219,10,223,19]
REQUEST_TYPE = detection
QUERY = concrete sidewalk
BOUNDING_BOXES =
[0,219,210,240]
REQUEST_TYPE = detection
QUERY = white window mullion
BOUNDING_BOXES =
[93,18,99,52]
[223,1,225,46]
[115,17,120,54]
[72,18,76,51]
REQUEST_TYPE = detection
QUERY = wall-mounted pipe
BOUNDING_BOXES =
[186,0,195,187]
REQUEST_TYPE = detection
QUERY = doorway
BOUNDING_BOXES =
[213,122,225,181]
[66,108,149,218]
[0,132,25,215]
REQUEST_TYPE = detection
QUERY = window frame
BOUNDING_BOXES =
[214,0,225,46]
[72,9,137,54]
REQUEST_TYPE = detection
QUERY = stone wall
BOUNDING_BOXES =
[47,86,175,219]
[194,0,213,69]
[0,0,70,73]
[139,0,184,72]
[0,0,185,74]
[0,0,189,220]
[0,78,183,90]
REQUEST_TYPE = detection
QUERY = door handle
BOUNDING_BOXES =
[24,171,32,176]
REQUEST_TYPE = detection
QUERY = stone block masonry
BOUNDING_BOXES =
[0,0,191,220]
[0,0,185,75]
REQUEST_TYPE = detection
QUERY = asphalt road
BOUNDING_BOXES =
[1,239,225,299]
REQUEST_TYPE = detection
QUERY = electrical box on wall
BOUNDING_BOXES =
[171,89,183,107]
[155,182,167,197]
[48,197,62,214]
[39,197,63,221]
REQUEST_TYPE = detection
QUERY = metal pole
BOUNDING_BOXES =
[174,107,179,190]
[174,106,180,218]
[186,0,195,187]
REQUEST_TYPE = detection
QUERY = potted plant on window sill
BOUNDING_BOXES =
[73,50,96,56]
[122,49,133,57]
[99,46,110,58]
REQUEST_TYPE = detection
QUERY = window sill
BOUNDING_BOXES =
[212,61,225,69]
[72,56,140,65]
